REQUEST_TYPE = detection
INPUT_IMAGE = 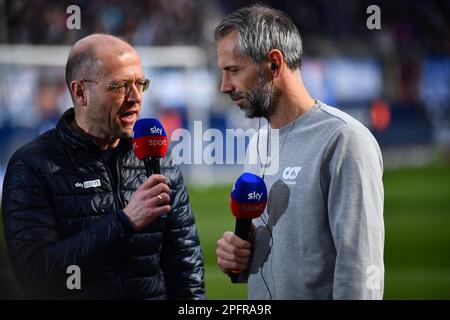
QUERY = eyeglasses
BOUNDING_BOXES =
[80,78,150,96]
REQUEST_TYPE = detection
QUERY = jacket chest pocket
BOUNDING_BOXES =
[48,174,113,218]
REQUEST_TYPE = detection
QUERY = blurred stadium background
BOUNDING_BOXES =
[0,0,449,299]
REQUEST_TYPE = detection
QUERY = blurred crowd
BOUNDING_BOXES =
[3,0,449,101]
[3,0,449,54]
[0,0,449,165]
[1,0,450,54]
[4,0,205,45]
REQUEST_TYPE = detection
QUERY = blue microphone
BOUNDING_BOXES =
[229,172,267,283]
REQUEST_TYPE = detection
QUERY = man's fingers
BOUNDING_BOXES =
[152,205,171,217]
[223,231,252,250]
[216,232,252,274]
[139,183,171,200]
[150,192,170,206]
[150,183,170,198]
[217,256,248,273]
[140,174,167,190]
[216,247,250,265]
[217,236,252,258]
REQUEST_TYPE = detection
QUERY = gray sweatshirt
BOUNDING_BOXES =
[243,100,384,300]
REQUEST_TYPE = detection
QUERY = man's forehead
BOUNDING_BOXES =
[217,31,249,67]
[218,30,238,48]
[97,48,140,64]
[72,34,130,59]
[98,50,143,76]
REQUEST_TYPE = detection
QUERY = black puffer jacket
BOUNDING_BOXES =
[1,108,205,299]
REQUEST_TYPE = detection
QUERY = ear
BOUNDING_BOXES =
[70,81,87,107]
[268,49,284,78]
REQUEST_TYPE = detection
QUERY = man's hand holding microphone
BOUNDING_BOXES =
[123,174,171,230]
[123,118,170,230]
[216,173,267,283]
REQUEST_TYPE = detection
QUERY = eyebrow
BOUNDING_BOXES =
[109,77,146,83]
[222,64,246,71]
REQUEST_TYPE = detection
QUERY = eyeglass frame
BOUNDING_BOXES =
[79,78,150,96]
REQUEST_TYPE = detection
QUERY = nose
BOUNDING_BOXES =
[220,72,235,94]
[127,83,143,104]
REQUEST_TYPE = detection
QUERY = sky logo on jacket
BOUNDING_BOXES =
[75,179,101,189]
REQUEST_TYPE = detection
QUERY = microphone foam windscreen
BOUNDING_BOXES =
[230,172,267,219]
[132,118,168,160]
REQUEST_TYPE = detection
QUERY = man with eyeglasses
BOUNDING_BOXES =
[1,34,205,299]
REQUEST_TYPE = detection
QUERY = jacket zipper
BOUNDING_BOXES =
[101,151,125,299]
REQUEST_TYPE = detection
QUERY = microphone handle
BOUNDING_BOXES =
[143,158,161,176]
[230,218,252,283]
[143,157,166,219]
[150,157,161,174]
[235,218,251,242]
[143,158,153,177]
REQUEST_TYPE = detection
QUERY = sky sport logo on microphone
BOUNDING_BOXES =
[243,191,265,212]
[242,202,266,213]
[132,119,168,160]
[230,173,267,220]
[147,139,167,147]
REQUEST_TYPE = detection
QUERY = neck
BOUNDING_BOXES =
[71,118,120,150]
[268,72,316,129]
[94,137,120,150]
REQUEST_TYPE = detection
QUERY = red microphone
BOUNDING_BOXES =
[132,118,168,176]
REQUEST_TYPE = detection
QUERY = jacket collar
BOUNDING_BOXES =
[56,108,132,153]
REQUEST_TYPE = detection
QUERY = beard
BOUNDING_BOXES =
[229,71,279,119]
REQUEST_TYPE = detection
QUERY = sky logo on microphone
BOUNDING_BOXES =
[248,191,263,201]
[230,172,267,219]
[149,126,163,135]
[133,119,167,137]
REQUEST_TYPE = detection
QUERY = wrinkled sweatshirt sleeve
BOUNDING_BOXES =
[321,124,385,299]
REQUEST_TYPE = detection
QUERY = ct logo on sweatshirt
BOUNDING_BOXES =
[282,167,302,182]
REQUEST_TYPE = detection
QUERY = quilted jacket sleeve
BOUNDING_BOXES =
[160,158,205,299]
[1,152,132,297]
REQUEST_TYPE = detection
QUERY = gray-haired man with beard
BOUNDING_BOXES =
[215,5,384,300]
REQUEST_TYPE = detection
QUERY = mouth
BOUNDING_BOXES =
[119,110,138,125]
[233,98,247,108]
[230,92,246,106]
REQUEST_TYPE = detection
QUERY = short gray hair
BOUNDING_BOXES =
[65,47,99,88]
[215,4,303,70]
